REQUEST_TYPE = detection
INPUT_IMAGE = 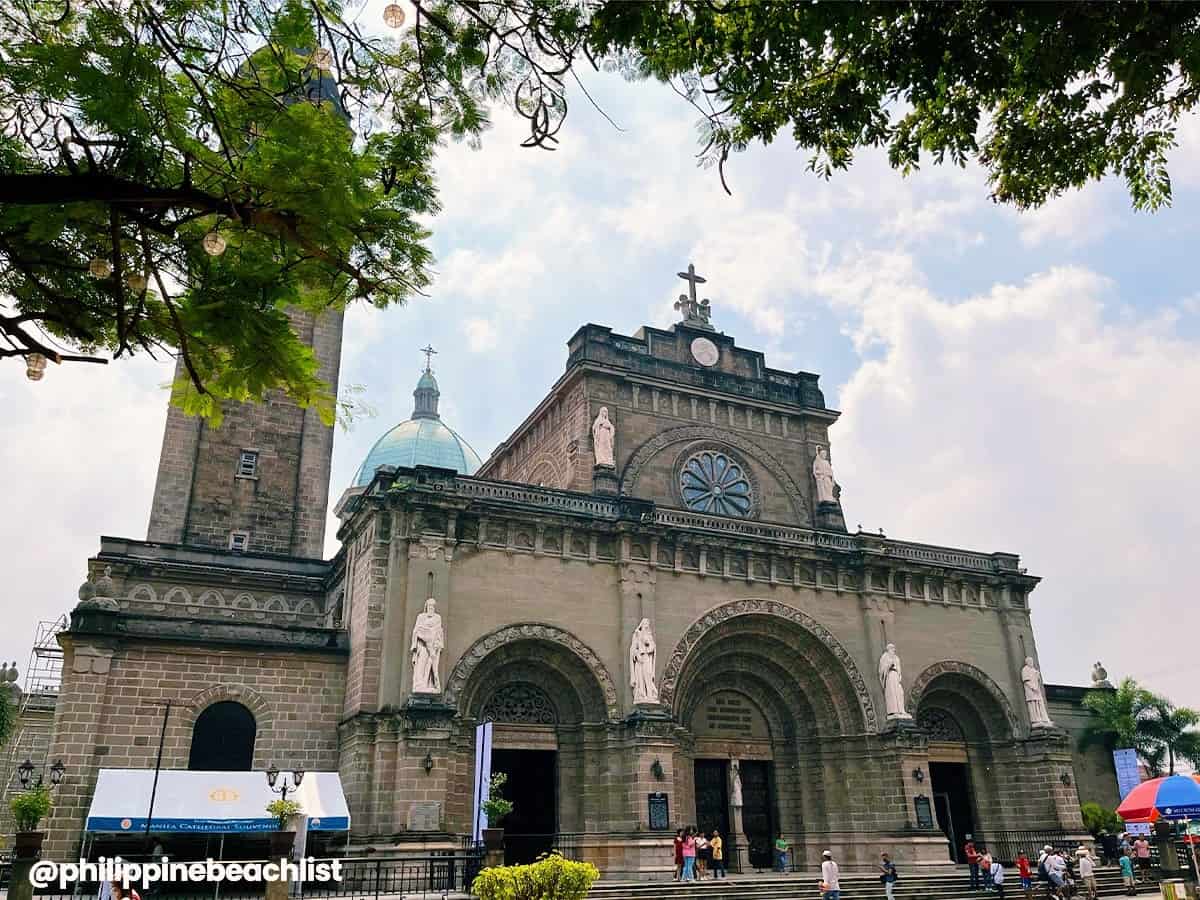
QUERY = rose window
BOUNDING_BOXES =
[679,451,753,517]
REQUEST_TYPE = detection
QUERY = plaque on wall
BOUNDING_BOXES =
[914,795,934,829]
[648,793,670,831]
[408,800,442,832]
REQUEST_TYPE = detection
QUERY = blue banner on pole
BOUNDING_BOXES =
[472,721,493,842]
[1114,748,1140,800]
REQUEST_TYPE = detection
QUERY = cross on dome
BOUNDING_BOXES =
[420,343,437,372]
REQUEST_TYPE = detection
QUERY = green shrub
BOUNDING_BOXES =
[472,852,600,900]
[10,786,52,832]
[481,772,514,825]
[1081,801,1123,836]
[265,798,303,829]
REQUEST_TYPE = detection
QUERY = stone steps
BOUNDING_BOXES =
[589,868,1147,900]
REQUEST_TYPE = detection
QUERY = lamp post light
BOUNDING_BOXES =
[266,764,305,802]
[17,757,65,790]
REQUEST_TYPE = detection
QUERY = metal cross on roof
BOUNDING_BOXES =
[420,344,437,372]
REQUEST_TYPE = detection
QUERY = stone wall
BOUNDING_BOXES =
[1048,685,1120,811]
[42,626,346,858]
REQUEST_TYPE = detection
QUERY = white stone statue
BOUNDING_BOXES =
[812,445,837,505]
[410,597,444,694]
[729,759,743,808]
[878,643,912,719]
[1022,656,1054,727]
[629,618,658,704]
[592,407,615,468]
[1091,661,1112,688]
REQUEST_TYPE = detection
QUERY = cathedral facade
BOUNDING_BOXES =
[42,278,1114,876]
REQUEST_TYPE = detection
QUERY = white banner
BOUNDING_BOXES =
[471,722,493,842]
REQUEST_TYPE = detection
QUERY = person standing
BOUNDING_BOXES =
[673,829,683,882]
[1133,836,1151,883]
[775,835,790,873]
[695,831,710,880]
[966,838,981,890]
[1078,848,1098,900]
[1017,850,1033,900]
[879,852,899,900]
[1119,850,1137,896]
[681,827,697,882]
[980,847,994,891]
[711,829,725,879]
[992,860,1006,900]
[822,850,842,900]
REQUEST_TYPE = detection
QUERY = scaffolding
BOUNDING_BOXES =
[21,614,67,712]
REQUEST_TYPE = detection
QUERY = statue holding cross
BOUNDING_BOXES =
[674,263,713,329]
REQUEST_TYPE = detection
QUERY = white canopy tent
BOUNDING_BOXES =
[85,769,350,834]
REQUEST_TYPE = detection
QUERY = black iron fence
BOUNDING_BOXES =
[971,830,1071,865]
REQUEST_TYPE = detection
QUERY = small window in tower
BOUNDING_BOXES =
[237,450,259,478]
[229,531,250,552]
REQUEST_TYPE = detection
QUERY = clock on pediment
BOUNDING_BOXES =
[690,336,719,367]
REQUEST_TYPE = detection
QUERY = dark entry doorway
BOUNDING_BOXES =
[930,762,976,862]
[693,759,774,870]
[693,760,730,837]
[491,749,557,864]
[740,761,774,869]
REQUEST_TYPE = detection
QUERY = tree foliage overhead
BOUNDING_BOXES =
[2,0,1199,416]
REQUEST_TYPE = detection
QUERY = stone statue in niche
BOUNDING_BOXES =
[1022,656,1054,727]
[812,446,838,505]
[878,643,912,719]
[729,759,743,808]
[592,407,615,468]
[410,597,444,694]
[629,618,658,704]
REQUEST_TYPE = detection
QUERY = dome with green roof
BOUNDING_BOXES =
[353,363,482,486]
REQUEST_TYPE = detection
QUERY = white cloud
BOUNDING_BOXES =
[822,257,1200,706]
[463,317,498,352]
[1015,185,1120,248]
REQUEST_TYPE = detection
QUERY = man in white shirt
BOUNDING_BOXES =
[1077,848,1097,900]
[992,861,1006,900]
[822,850,841,900]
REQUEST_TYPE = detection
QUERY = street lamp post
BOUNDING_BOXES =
[17,757,66,790]
[265,764,305,802]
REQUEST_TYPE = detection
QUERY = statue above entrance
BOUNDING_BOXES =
[674,263,714,330]
[1022,656,1054,728]
[592,407,615,468]
[411,597,444,694]
[629,618,659,704]
[878,643,912,720]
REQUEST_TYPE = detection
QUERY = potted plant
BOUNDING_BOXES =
[10,785,52,859]
[265,799,303,858]
[480,772,513,852]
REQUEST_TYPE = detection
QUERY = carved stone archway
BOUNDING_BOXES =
[444,623,620,721]
[659,599,877,732]
[620,425,811,522]
[907,660,1021,740]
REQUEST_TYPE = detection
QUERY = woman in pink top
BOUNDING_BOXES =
[681,827,698,881]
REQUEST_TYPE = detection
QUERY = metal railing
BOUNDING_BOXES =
[969,830,1071,865]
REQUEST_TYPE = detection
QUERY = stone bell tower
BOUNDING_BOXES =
[146,309,344,558]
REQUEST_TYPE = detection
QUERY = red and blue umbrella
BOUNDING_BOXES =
[1117,774,1200,823]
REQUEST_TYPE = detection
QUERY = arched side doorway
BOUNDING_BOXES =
[666,605,873,869]
[910,664,1017,862]
[453,629,614,865]
[188,701,256,771]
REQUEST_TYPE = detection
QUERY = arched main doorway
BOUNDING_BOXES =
[911,665,1016,862]
[188,701,256,771]
[455,630,614,865]
[665,604,872,869]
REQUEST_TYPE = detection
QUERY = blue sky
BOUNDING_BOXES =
[3,51,1199,710]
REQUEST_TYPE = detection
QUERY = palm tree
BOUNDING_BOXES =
[1081,678,1158,752]
[1143,701,1200,776]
